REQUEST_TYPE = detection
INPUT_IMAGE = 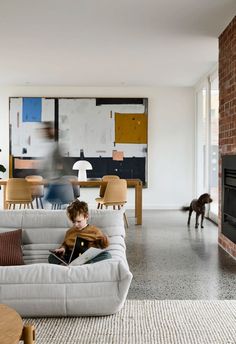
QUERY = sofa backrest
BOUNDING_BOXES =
[0,210,24,232]
[0,209,125,243]
[0,209,126,264]
[21,210,72,245]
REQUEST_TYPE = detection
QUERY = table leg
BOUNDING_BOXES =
[21,324,35,344]
[135,181,142,225]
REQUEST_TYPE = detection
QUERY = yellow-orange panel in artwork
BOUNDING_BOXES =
[115,113,147,144]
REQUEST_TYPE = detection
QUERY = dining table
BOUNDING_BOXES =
[0,178,143,225]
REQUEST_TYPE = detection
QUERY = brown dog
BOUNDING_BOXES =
[182,193,213,228]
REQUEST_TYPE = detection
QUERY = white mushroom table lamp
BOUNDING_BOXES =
[72,160,93,181]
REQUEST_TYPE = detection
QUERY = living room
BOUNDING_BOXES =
[0,1,236,343]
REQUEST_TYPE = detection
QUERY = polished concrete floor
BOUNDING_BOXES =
[126,210,236,300]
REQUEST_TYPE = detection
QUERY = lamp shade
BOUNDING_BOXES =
[72,160,93,181]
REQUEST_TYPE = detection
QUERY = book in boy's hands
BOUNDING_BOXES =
[69,247,105,266]
[49,236,90,266]
[49,247,105,266]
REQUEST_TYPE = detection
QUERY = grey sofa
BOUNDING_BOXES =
[0,209,132,317]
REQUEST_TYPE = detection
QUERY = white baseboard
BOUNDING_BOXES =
[124,204,182,210]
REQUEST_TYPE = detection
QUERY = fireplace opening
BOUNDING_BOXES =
[222,156,236,243]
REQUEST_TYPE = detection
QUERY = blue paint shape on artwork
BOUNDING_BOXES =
[23,97,42,122]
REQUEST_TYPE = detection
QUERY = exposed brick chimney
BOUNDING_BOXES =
[219,16,236,258]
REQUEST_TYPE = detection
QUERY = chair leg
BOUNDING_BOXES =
[97,203,100,209]
[13,204,15,210]
[123,212,129,229]
[36,197,39,209]
[31,202,34,209]
[39,197,44,209]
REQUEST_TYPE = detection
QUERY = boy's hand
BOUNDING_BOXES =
[54,247,65,255]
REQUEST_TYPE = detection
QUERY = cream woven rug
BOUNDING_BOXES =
[24,300,236,344]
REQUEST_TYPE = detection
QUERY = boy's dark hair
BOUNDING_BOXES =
[67,200,88,222]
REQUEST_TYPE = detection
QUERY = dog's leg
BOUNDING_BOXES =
[195,213,199,229]
[201,211,205,228]
[187,207,192,226]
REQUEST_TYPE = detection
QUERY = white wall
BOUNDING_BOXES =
[0,86,195,209]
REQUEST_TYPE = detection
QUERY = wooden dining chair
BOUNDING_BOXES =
[25,175,44,209]
[95,178,128,227]
[6,178,33,209]
[98,175,120,198]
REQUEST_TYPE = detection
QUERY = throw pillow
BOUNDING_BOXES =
[0,229,25,266]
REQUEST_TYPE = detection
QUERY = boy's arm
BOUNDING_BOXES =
[90,226,109,248]
[78,225,109,248]
[58,227,74,252]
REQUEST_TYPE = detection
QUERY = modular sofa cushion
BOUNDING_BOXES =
[21,209,126,245]
[0,210,23,232]
[89,210,126,238]
[0,229,24,266]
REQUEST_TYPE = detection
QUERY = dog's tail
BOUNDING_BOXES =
[181,206,190,212]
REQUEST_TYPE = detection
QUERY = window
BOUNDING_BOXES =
[209,75,219,220]
[195,70,219,222]
[196,85,207,195]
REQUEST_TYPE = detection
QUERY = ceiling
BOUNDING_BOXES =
[0,0,235,87]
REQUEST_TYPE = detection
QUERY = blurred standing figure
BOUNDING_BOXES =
[39,122,73,208]
[40,121,64,181]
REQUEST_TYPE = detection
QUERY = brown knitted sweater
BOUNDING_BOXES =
[60,225,109,251]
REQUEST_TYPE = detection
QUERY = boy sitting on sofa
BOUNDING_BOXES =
[48,200,111,265]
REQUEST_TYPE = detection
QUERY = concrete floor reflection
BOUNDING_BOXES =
[126,210,236,300]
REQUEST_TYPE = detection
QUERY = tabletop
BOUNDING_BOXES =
[0,304,23,344]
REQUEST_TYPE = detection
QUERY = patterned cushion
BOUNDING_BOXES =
[0,229,24,266]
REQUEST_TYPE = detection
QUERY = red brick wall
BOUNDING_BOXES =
[219,16,236,258]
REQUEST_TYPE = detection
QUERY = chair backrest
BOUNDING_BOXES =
[46,181,75,205]
[100,175,120,197]
[103,179,127,204]
[102,175,120,181]
[61,175,80,198]
[6,178,32,202]
[25,175,44,197]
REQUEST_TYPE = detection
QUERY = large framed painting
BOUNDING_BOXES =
[9,97,148,186]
